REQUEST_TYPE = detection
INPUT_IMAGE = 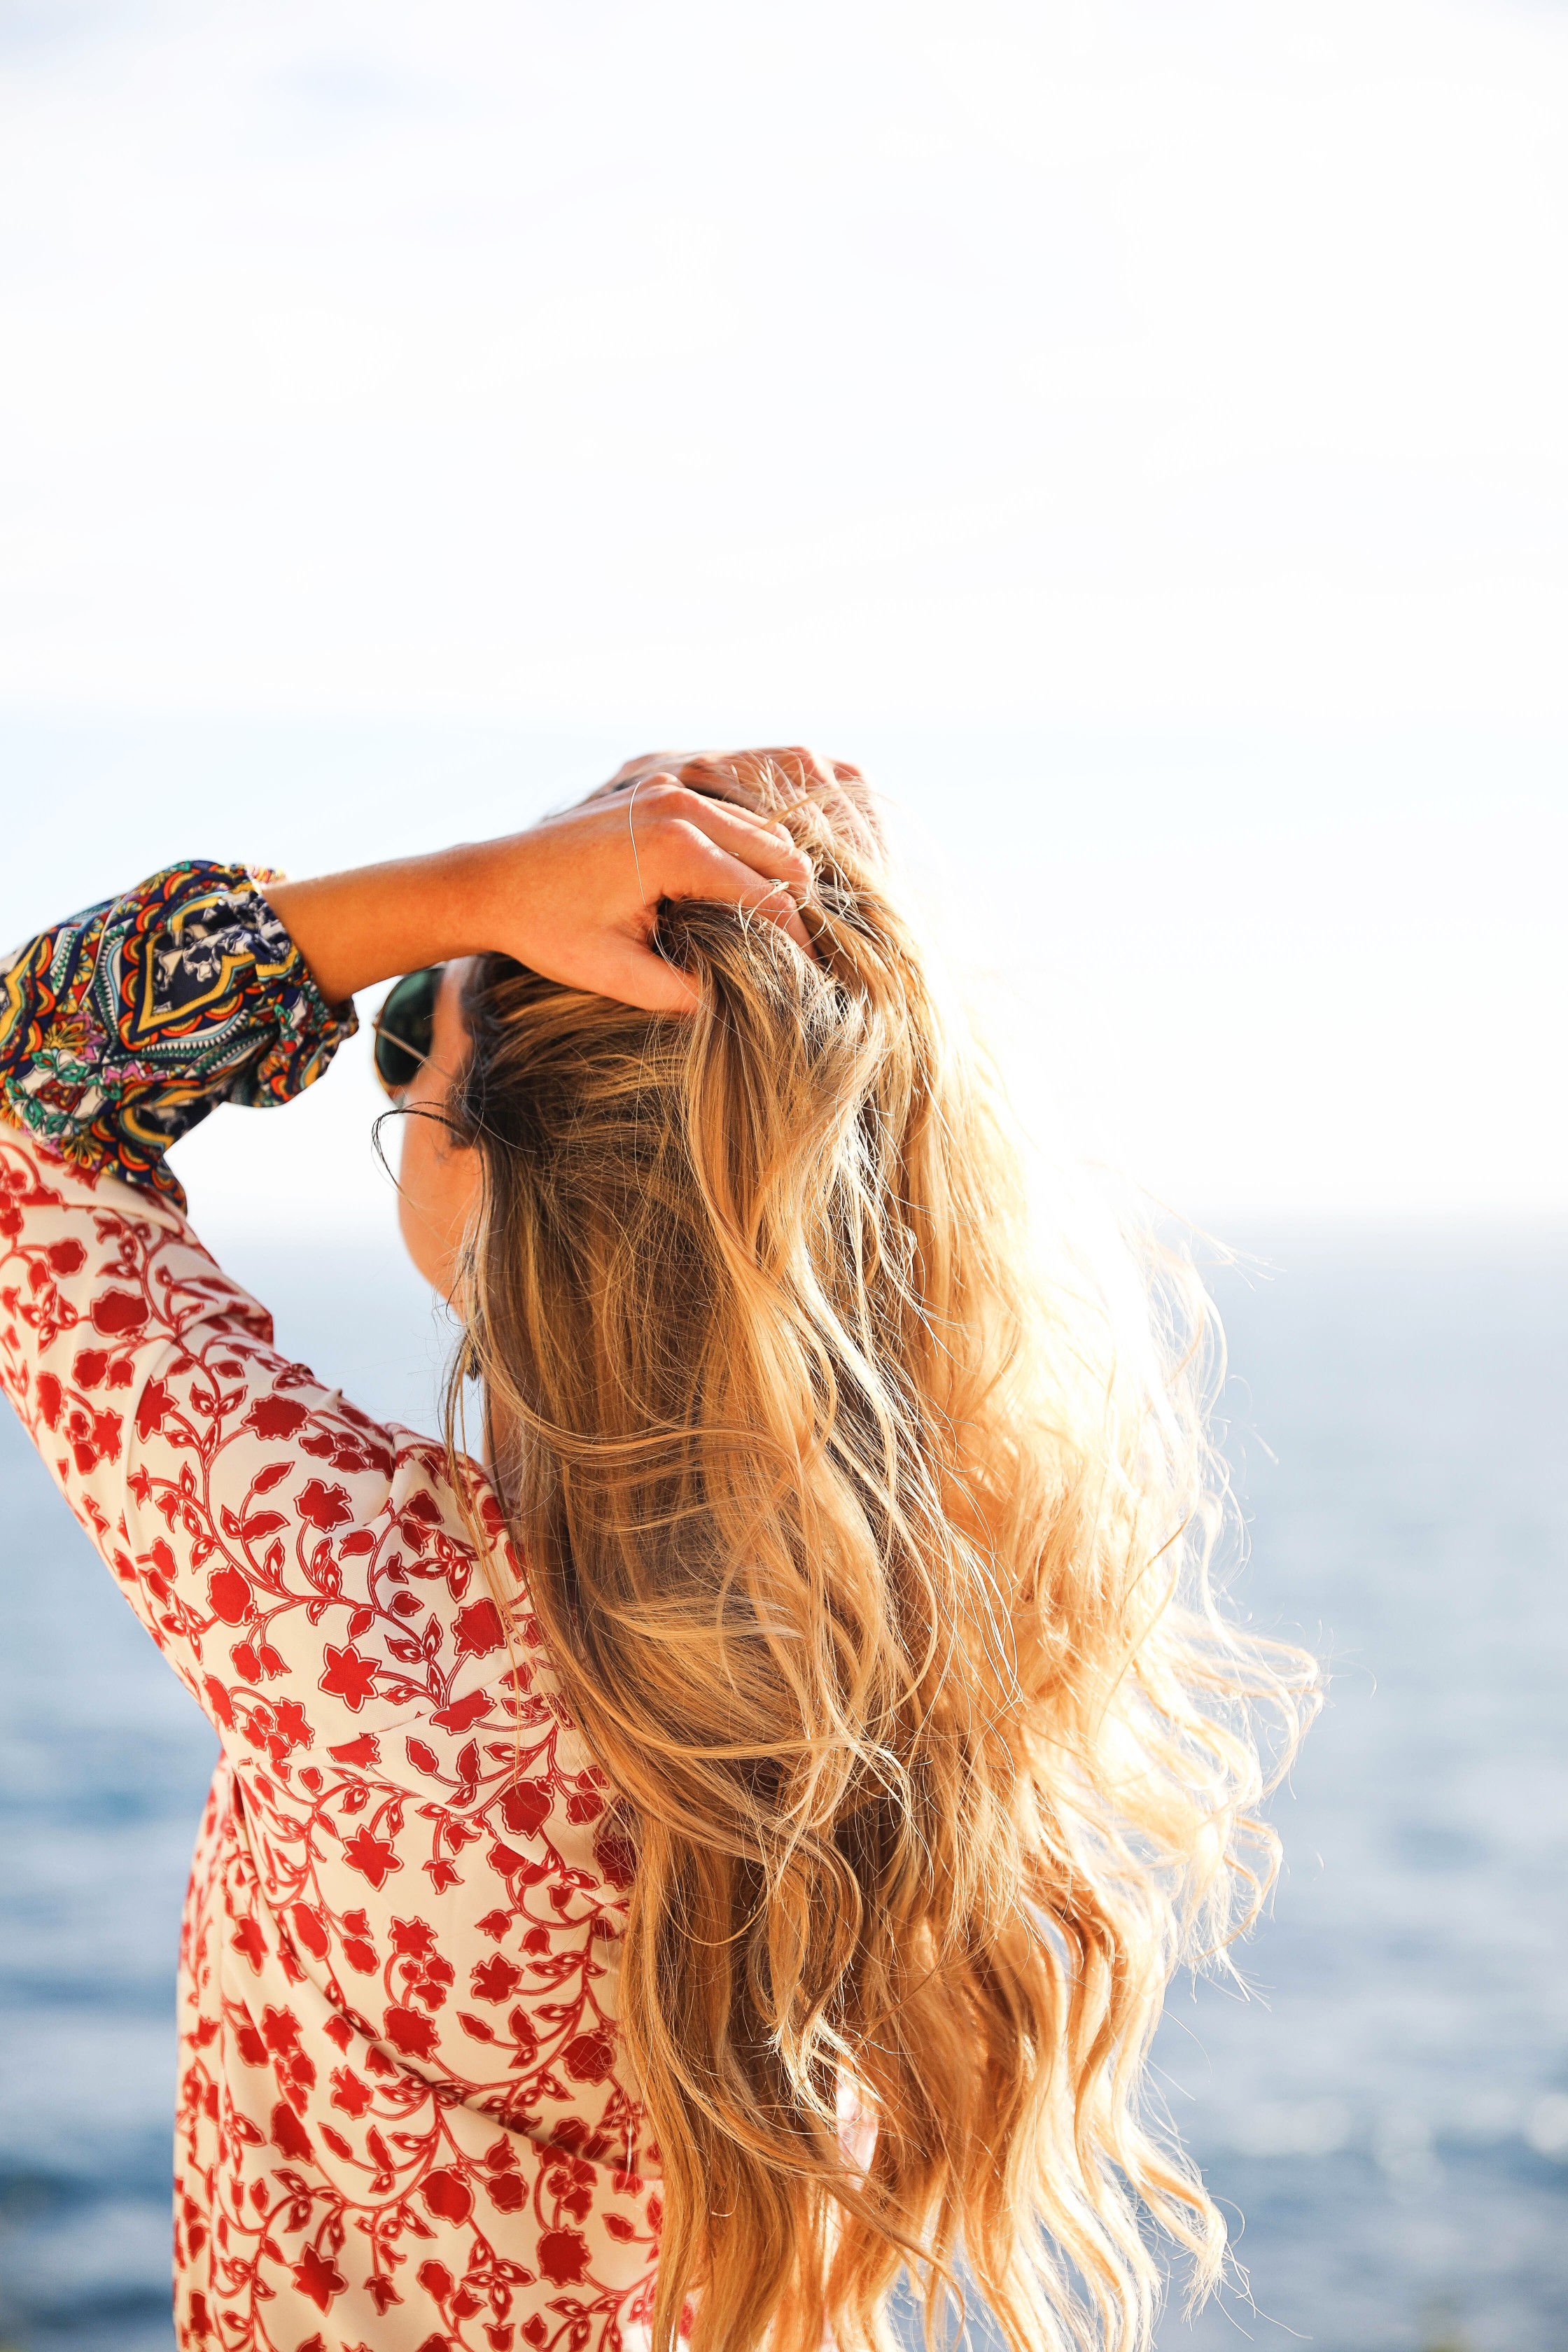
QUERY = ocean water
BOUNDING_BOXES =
[0,1226,1564,2352]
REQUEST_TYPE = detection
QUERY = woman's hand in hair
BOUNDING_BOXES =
[264,760,820,1014]
[502,766,818,1010]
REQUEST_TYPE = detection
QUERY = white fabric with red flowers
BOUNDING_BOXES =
[0,1125,661,2352]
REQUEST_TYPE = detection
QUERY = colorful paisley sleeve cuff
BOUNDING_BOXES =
[0,860,357,1210]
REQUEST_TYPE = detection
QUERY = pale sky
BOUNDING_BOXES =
[1,0,1563,1224]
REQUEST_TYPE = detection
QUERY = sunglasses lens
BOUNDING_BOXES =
[373,965,442,1096]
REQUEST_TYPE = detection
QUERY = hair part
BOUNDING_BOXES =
[442,761,1317,2352]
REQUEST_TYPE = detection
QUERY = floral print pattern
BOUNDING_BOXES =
[0,872,660,2351]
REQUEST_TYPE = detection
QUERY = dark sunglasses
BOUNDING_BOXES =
[372,965,444,1098]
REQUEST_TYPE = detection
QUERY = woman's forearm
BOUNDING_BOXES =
[262,844,496,1007]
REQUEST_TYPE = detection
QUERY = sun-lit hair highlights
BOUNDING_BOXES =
[443,752,1316,2352]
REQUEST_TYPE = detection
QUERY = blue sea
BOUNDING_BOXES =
[1,1225,1564,2352]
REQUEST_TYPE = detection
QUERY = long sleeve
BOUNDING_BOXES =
[0,862,447,1754]
[0,858,355,1208]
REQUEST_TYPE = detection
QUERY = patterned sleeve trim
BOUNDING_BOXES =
[0,860,356,1210]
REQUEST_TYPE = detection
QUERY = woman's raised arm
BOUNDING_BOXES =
[265,769,816,1015]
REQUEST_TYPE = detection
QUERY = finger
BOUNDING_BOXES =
[681,752,864,856]
[659,762,790,835]
[592,936,702,1015]
[667,790,813,894]
[600,769,792,848]
[756,886,818,958]
[674,752,779,817]
[732,746,842,801]
[771,746,841,790]
[665,820,816,934]
[617,776,810,897]
[652,825,818,958]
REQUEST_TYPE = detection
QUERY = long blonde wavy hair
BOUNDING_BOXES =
[443,752,1315,2352]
